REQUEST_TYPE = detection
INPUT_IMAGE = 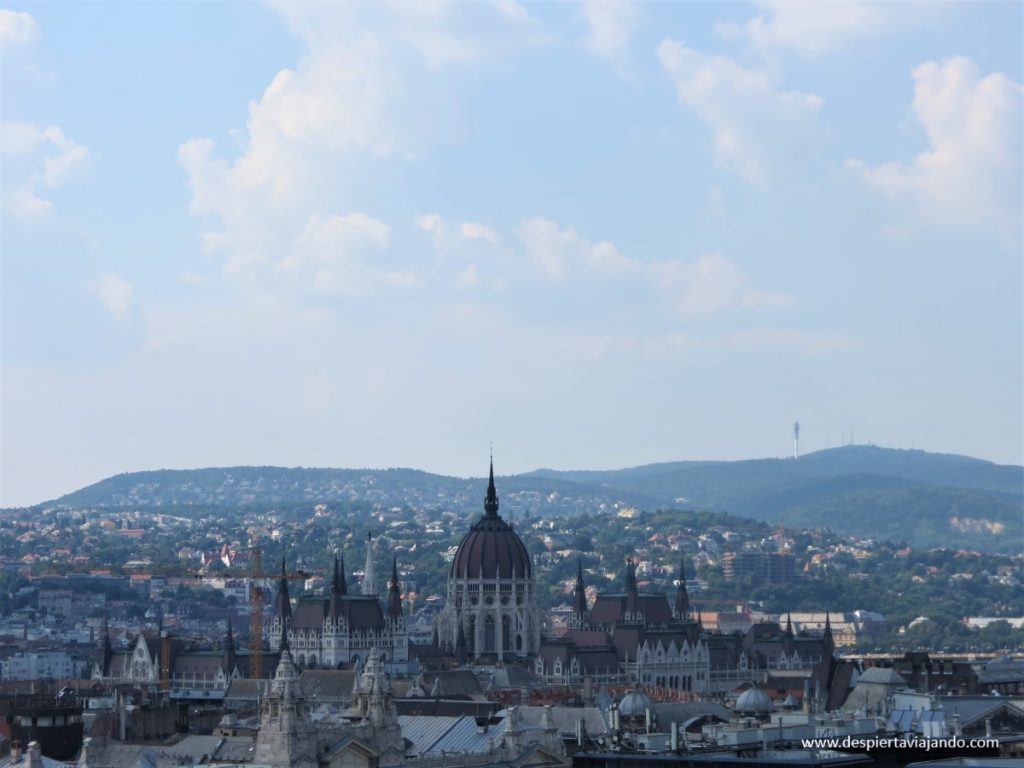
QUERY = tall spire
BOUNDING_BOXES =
[100,615,112,676]
[362,532,376,596]
[572,559,588,628]
[785,612,794,637]
[274,554,292,621]
[674,557,691,620]
[484,453,499,518]
[823,612,833,649]
[386,555,403,620]
[624,557,641,623]
[328,554,344,619]
[279,616,290,652]
[223,618,237,673]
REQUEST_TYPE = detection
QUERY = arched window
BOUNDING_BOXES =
[502,615,511,650]
[484,616,495,653]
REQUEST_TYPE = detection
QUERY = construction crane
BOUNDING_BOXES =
[193,544,309,679]
[243,545,308,679]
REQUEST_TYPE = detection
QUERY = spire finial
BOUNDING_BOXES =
[484,451,499,518]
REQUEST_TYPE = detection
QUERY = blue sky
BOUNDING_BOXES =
[2,1,1021,506]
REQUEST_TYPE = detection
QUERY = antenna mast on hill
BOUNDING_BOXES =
[793,421,800,460]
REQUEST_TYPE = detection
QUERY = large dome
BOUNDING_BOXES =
[450,463,532,579]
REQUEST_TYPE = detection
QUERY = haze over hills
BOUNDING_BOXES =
[34,445,1023,554]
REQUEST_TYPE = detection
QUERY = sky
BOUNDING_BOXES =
[1,1,1022,506]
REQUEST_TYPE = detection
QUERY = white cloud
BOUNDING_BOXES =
[727,328,858,354]
[657,39,823,184]
[179,3,539,288]
[460,221,498,245]
[455,264,480,288]
[0,121,43,153]
[96,273,134,321]
[278,213,394,295]
[40,127,90,187]
[268,1,543,69]
[581,0,641,61]
[417,214,501,260]
[846,57,1023,238]
[0,9,39,48]
[0,122,90,222]
[518,217,589,279]
[714,0,942,57]
[518,216,636,279]
[518,217,793,316]
[5,186,51,221]
[661,253,795,316]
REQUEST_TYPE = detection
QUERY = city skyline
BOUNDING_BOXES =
[2,1,1022,506]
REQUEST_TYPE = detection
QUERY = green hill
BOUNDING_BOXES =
[40,445,1023,553]
[48,465,664,514]
[529,446,1022,553]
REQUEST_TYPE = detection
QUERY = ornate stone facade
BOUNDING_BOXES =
[253,629,319,768]
[269,551,409,669]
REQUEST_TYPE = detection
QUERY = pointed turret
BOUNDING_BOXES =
[674,557,691,620]
[624,557,642,623]
[362,532,376,596]
[279,615,290,653]
[823,612,834,651]
[386,556,403,620]
[274,555,292,622]
[328,554,345,619]
[785,612,794,637]
[572,560,588,622]
[223,618,237,674]
[484,455,499,518]
[99,615,112,676]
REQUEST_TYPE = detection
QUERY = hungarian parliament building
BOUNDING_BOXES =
[95,460,836,697]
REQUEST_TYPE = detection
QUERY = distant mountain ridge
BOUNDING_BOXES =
[37,445,1023,553]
